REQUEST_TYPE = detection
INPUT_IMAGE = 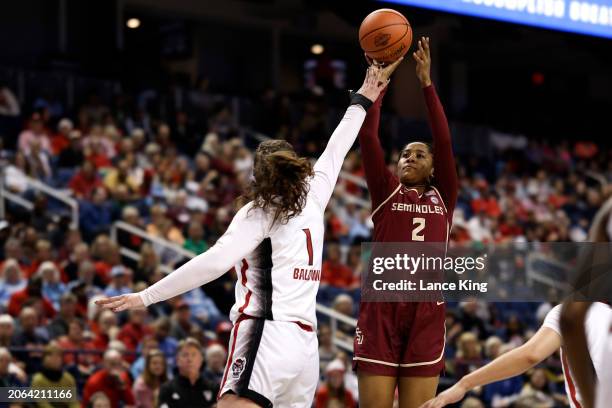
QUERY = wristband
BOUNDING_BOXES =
[348,91,373,111]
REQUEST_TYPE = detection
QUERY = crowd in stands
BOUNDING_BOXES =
[0,73,610,408]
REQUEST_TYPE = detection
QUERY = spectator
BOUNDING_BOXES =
[183,221,207,254]
[50,118,74,155]
[56,318,97,371]
[331,294,354,340]
[91,309,120,352]
[37,261,66,310]
[104,159,141,199]
[82,349,135,408]
[132,349,168,408]
[7,277,56,319]
[318,324,337,374]
[47,293,78,339]
[321,243,356,289]
[0,259,27,307]
[79,187,113,241]
[58,130,85,168]
[11,306,49,373]
[151,317,178,370]
[87,392,112,408]
[0,315,15,348]
[104,266,133,298]
[134,244,159,285]
[130,336,163,380]
[0,84,20,117]
[315,359,356,408]
[453,332,484,379]
[169,300,193,340]
[69,161,102,200]
[117,309,153,362]
[202,343,226,386]
[0,347,26,387]
[31,343,79,408]
[181,287,222,330]
[18,113,51,156]
[158,337,217,407]
[515,367,555,408]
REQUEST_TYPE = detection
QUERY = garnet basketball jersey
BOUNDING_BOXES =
[371,184,450,244]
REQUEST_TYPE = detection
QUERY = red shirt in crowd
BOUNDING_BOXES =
[116,323,153,362]
[81,369,135,408]
[321,260,355,288]
[315,386,356,408]
[7,289,56,318]
[69,172,102,199]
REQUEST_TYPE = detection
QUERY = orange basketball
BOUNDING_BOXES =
[359,9,412,64]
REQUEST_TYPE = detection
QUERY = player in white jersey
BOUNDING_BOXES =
[418,302,612,408]
[96,59,402,407]
[561,196,612,408]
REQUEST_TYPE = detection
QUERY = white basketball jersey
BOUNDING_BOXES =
[139,105,367,329]
[543,303,611,408]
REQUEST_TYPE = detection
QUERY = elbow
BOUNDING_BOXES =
[524,349,542,367]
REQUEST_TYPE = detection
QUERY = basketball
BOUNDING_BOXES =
[359,8,412,64]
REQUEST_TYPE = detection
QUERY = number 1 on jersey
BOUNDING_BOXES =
[302,228,314,265]
[412,218,425,241]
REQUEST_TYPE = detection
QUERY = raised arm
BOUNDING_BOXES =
[310,59,402,210]
[96,203,268,311]
[415,37,458,213]
[357,85,398,210]
[419,326,561,408]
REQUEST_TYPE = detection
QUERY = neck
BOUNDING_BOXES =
[403,183,427,195]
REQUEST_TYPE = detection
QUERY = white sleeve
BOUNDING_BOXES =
[138,203,269,307]
[309,105,367,210]
[542,304,562,336]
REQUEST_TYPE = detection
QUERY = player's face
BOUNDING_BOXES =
[398,142,433,185]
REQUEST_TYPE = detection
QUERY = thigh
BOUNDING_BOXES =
[358,373,397,408]
[353,302,402,377]
[399,302,445,377]
[275,324,319,408]
[218,393,261,408]
[219,318,276,407]
[397,376,439,408]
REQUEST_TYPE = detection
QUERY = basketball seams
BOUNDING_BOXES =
[359,22,409,42]
[362,24,410,54]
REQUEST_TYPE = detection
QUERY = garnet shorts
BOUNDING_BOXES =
[353,301,446,377]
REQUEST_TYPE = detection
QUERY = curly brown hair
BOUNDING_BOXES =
[242,140,314,225]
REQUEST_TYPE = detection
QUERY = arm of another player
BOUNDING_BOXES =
[418,326,561,408]
[96,203,268,311]
[415,37,458,212]
[357,59,398,210]
[560,301,595,408]
[310,59,402,209]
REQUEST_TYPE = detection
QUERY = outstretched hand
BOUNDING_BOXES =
[357,57,403,102]
[95,293,145,312]
[413,36,432,88]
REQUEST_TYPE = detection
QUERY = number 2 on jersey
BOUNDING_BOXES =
[302,228,314,265]
[412,218,425,241]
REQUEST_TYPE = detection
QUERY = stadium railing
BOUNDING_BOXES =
[0,169,79,228]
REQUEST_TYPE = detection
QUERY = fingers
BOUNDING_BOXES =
[95,296,120,306]
[423,36,430,55]
[413,52,424,65]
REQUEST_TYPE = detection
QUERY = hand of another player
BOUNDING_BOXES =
[95,293,145,312]
[413,36,432,88]
[418,382,467,408]
[357,57,403,102]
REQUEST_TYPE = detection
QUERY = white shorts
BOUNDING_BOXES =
[219,316,319,407]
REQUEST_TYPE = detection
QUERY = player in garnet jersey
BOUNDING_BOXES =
[354,37,458,408]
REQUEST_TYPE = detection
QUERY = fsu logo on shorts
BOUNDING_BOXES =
[355,327,364,345]
[232,357,246,379]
